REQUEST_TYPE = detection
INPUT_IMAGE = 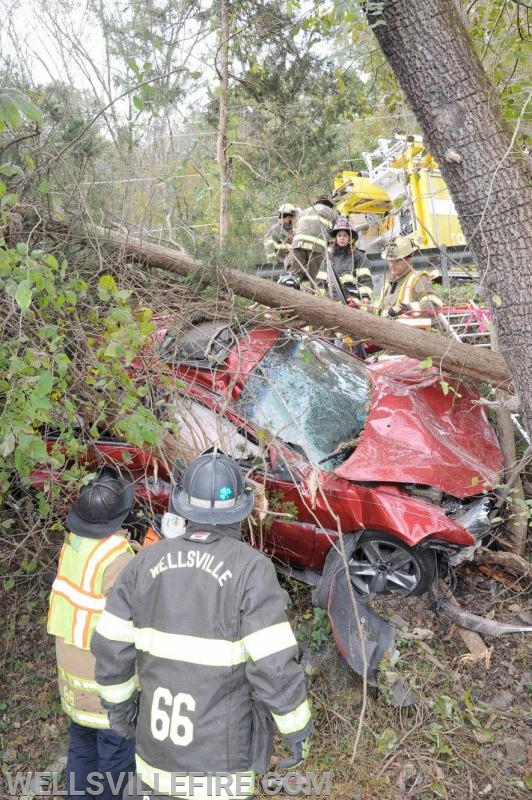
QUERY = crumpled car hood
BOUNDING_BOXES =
[334,358,504,498]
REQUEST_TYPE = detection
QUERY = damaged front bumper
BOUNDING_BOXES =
[422,496,494,566]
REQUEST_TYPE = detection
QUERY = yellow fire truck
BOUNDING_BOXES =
[333,135,475,280]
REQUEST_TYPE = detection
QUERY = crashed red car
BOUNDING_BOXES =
[129,320,502,596]
[34,320,504,597]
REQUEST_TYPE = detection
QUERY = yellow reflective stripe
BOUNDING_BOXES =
[243,622,297,662]
[61,698,109,729]
[97,674,137,704]
[135,628,247,667]
[272,699,312,735]
[51,578,106,611]
[82,535,130,591]
[96,610,136,643]
[296,234,325,246]
[58,665,99,692]
[136,755,255,799]
[356,266,372,279]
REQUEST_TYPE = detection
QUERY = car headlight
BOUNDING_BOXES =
[450,496,493,538]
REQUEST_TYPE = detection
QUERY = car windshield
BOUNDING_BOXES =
[235,333,370,470]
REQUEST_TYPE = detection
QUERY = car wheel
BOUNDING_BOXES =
[348,531,435,597]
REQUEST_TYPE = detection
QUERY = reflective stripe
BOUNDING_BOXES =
[61,698,109,729]
[295,233,325,247]
[97,674,137,704]
[135,628,247,667]
[136,755,254,799]
[50,578,106,611]
[272,699,312,735]
[73,609,90,648]
[82,537,129,591]
[58,665,99,692]
[96,610,135,643]
[243,622,297,661]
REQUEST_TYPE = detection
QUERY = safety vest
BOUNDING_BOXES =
[48,532,133,650]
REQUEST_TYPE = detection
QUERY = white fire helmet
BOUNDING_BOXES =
[381,235,418,260]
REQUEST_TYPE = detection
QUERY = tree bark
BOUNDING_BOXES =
[365,0,532,439]
[90,225,511,387]
[216,0,231,248]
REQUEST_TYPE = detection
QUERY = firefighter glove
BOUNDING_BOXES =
[278,733,311,769]
[387,307,402,318]
[102,692,138,739]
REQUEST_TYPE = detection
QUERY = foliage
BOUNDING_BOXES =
[0,90,163,519]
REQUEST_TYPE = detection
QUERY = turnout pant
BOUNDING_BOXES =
[65,720,136,800]
[285,246,324,284]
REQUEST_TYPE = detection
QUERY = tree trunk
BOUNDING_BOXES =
[90,225,511,387]
[365,0,532,439]
[216,0,231,248]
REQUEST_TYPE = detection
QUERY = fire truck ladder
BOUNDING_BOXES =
[437,303,529,444]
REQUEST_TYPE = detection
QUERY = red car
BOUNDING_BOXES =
[35,320,504,597]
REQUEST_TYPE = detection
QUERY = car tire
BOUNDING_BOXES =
[348,531,435,597]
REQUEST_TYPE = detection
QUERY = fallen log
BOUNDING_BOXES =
[475,551,532,580]
[86,225,511,388]
[432,582,532,637]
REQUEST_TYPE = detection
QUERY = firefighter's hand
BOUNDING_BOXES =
[102,693,138,739]
[278,735,311,769]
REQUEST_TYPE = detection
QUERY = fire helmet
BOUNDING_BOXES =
[311,195,334,208]
[381,235,417,260]
[331,216,358,240]
[278,203,297,216]
[170,450,254,525]
[67,465,134,539]
[277,272,301,290]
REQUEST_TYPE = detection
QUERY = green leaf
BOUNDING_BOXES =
[10,91,43,124]
[21,556,38,574]
[428,780,448,799]
[36,370,54,397]
[3,577,15,592]
[0,431,16,457]
[418,357,433,369]
[491,293,502,307]
[133,95,145,112]
[0,163,24,178]
[376,727,398,754]
[14,278,33,311]
[440,380,449,396]
[38,178,49,193]
[471,476,480,487]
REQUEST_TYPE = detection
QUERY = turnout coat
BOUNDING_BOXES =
[91,525,310,799]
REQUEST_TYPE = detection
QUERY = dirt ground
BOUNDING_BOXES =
[0,554,530,800]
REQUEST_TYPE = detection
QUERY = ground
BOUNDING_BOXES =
[0,546,530,800]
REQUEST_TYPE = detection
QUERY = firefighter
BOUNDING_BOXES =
[317,216,373,303]
[47,466,136,800]
[91,450,311,800]
[264,203,297,267]
[376,235,443,325]
[282,195,338,289]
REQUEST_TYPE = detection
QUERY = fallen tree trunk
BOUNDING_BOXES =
[90,226,511,388]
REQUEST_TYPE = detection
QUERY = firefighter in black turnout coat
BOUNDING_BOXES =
[91,451,311,799]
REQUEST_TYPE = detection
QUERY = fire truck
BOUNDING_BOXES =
[333,135,477,283]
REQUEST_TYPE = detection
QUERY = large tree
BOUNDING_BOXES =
[364,0,532,438]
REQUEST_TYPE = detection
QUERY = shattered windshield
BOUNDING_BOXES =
[235,333,370,470]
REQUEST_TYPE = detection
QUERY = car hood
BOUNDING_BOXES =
[334,358,504,498]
